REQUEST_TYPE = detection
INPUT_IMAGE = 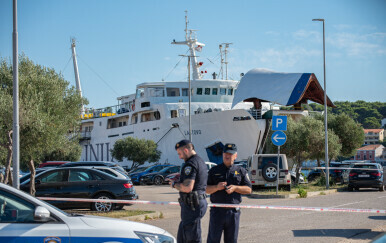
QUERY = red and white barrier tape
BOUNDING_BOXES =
[303,166,383,171]
[38,197,386,214]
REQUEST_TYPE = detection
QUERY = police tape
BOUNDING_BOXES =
[37,197,386,214]
[302,166,383,171]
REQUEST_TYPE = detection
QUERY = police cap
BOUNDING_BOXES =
[223,143,237,154]
[175,139,192,150]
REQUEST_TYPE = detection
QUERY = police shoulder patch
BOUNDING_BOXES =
[184,166,192,175]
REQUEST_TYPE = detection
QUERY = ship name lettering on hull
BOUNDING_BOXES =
[184,130,202,136]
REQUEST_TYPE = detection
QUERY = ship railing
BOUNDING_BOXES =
[81,102,134,120]
[248,109,262,120]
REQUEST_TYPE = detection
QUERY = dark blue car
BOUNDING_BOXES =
[130,164,173,185]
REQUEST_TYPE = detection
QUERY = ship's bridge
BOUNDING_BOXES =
[134,79,238,106]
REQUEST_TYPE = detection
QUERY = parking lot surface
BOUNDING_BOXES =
[128,185,386,243]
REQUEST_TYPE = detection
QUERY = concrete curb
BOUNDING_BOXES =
[247,189,338,199]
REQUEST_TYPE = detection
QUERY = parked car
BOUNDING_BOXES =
[60,161,128,175]
[307,162,356,182]
[128,166,149,176]
[289,171,305,184]
[130,164,173,185]
[81,166,131,180]
[38,161,70,169]
[20,167,138,211]
[164,162,218,183]
[247,154,292,191]
[0,183,175,242]
[140,166,181,185]
[19,168,47,184]
[348,163,385,191]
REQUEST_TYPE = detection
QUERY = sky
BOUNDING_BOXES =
[0,0,385,109]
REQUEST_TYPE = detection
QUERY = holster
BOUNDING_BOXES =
[179,191,202,211]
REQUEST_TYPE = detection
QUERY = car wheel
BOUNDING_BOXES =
[91,193,114,212]
[348,185,353,191]
[262,163,277,182]
[380,185,384,192]
[153,176,163,185]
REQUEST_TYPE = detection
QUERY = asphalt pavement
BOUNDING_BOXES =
[127,185,386,243]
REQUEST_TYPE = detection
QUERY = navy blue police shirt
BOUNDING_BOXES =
[207,163,252,204]
[179,154,207,195]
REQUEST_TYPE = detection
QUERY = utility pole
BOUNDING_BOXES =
[12,0,20,189]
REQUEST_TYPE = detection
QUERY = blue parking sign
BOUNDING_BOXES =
[272,116,287,131]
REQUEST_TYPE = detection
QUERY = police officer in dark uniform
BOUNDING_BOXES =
[206,143,252,243]
[170,139,208,243]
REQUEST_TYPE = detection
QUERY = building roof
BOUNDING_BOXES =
[357,144,384,151]
[364,129,384,134]
[232,69,335,108]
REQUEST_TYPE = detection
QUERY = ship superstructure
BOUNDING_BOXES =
[78,13,268,166]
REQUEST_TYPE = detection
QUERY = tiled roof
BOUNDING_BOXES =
[357,144,383,151]
[364,129,384,133]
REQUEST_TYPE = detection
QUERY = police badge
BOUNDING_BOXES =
[184,166,192,175]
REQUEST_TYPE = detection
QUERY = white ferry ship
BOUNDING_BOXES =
[77,14,334,167]
[77,14,269,166]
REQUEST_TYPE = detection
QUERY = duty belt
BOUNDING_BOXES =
[179,191,206,211]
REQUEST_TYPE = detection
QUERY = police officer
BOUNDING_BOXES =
[206,143,252,243]
[170,139,208,243]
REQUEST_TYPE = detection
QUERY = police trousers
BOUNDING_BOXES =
[207,207,241,243]
[177,198,207,243]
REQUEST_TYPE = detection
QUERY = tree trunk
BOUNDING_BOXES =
[317,158,326,177]
[27,160,36,196]
[2,130,13,185]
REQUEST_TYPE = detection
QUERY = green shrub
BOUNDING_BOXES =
[313,175,336,187]
[298,188,307,198]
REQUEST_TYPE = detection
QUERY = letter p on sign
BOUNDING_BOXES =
[272,116,287,131]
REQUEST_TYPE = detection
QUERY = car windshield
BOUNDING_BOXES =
[353,164,377,169]
[146,166,165,173]
[131,167,148,173]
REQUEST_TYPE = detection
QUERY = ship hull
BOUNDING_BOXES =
[80,109,266,166]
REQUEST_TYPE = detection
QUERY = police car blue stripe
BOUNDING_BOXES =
[0,236,142,243]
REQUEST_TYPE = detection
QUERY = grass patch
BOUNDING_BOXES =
[65,209,154,218]
[252,183,345,195]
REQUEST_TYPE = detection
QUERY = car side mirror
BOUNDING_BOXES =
[35,180,41,185]
[34,206,51,222]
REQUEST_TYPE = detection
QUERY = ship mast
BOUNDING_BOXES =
[71,38,84,113]
[172,11,205,80]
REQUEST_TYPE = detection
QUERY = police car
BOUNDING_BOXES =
[0,183,175,243]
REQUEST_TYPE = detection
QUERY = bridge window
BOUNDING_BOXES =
[197,88,203,95]
[167,88,180,97]
[205,88,210,95]
[149,87,165,97]
[220,88,226,95]
[182,88,189,96]
[228,88,233,95]
[212,88,218,95]
[136,88,145,99]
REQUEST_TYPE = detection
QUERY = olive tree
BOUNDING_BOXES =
[111,136,161,170]
[0,56,85,194]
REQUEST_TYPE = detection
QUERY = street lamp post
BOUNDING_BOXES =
[313,18,329,189]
